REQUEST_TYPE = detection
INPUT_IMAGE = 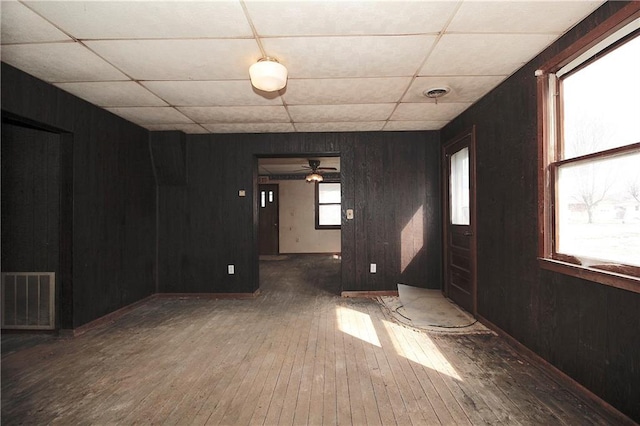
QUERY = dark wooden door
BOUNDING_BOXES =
[258,184,279,255]
[443,128,477,315]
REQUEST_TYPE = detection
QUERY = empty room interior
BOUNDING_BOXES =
[1,1,639,424]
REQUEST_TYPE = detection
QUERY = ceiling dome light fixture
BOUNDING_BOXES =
[306,172,323,183]
[249,57,288,92]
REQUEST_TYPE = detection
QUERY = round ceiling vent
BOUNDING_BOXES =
[423,87,451,99]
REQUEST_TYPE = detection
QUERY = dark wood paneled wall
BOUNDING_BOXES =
[149,131,187,186]
[441,2,639,421]
[1,63,156,329]
[154,131,441,294]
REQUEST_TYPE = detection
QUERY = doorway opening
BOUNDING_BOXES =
[256,155,342,296]
[1,115,73,331]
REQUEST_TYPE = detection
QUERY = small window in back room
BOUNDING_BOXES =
[316,181,341,229]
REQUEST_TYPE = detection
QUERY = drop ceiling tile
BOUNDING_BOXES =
[55,82,167,107]
[262,36,436,78]
[142,81,283,107]
[384,121,448,131]
[1,1,72,44]
[25,1,252,39]
[403,76,507,103]
[283,78,411,105]
[245,1,458,36]
[420,33,558,76]
[1,42,129,82]
[179,106,290,123]
[144,124,209,134]
[391,103,471,122]
[85,39,261,81]
[106,107,194,125]
[295,122,385,132]
[288,104,395,123]
[447,1,603,34]
[203,123,295,133]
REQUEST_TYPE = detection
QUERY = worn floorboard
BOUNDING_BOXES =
[1,254,627,425]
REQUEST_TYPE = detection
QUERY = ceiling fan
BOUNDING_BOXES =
[299,159,337,182]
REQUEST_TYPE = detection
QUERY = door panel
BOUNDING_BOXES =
[258,184,279,255]
[443,128,476,315]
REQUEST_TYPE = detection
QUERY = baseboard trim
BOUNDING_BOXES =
[154,290,261,300]
[71,294,156,337]
[341,290,398,298]
[274,252,342,256]
[477,314,636,425]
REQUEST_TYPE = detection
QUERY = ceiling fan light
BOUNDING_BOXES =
[249,57,288,92]
[306,172,323,183]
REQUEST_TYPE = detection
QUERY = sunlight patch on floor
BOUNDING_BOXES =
[336,306,381,347]
[381,319,462,381]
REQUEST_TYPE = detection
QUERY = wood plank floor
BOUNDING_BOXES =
[1,255,625,425]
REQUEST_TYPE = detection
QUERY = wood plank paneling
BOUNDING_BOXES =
[149,131,186,185]
[1,63,156,329]
[441,2,639,421]
[154,131,441,295]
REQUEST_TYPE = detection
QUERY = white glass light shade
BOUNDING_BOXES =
[249,58,288,92]
[306,173,323,182]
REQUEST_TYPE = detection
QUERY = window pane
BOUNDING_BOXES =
[562,36,640,159]
[319,183,341,203]
[556,150,640,266]
[450,147,470,225]
[319,204,341,226]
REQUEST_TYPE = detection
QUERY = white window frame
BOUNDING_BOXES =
[316,181,341,230]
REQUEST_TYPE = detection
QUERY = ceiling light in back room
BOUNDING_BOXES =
[306,173,323,183]
[249,57,288,92]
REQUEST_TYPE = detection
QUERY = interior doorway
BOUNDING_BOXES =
[442,127,477,316]
[256,155,342,295]
[1,118,73,330]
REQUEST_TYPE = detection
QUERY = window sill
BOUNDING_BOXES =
[538,258,640,294]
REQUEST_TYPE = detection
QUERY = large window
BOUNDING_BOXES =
[316,181,341,229]
[538,6,640,292]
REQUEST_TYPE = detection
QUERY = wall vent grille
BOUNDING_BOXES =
[1,272,55,330]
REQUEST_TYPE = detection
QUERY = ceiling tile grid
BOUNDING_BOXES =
[0,0,605,133]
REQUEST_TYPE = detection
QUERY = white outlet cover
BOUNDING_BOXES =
[370,263,376,273]
[228,264,235,274]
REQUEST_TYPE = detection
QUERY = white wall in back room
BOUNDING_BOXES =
[276,179,341,253]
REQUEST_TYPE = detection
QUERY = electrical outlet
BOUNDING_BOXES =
[370,263,377,273]
[228,264,235,274]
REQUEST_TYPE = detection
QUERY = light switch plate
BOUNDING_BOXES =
[238,190,246,197]
[228,264,235,274]
[370,263,376,273]
[346,209,354,219]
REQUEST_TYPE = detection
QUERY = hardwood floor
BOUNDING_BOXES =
[1,255,625,425]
